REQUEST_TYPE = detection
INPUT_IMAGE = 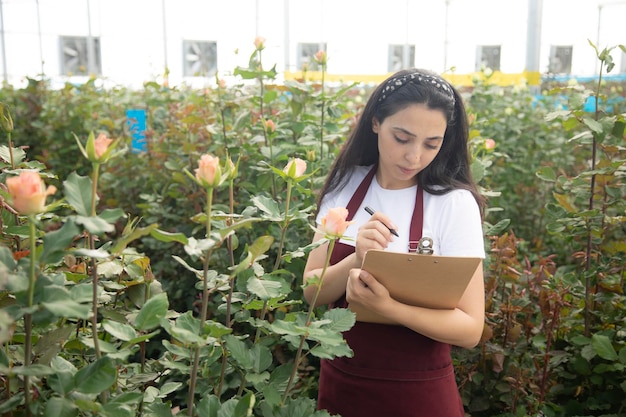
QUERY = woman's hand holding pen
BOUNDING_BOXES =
[354,208,397,265]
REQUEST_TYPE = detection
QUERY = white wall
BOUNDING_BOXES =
[0,0,624,87]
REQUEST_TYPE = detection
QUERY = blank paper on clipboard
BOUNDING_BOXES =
[348,249,482,324]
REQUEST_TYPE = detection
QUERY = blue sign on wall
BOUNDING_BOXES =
[126,109,147,153]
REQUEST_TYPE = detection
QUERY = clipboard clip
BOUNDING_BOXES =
[409,237,434,255]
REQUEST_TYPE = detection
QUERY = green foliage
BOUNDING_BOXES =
[0,41,624,417]
[455,42,626,417]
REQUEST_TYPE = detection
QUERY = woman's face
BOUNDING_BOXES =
[372,103,447,189]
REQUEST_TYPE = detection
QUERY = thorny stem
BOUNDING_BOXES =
[188,187,213,415]
[243,181,294,394]
[89,163,102,359]
[7,131,15,169]
[318,63,326,160]
[23,217,37,417]
[273,181,292,271]
[282,238,336,403]
[256,48,277,199]
[217,179,236,398]
[583,62,603,337]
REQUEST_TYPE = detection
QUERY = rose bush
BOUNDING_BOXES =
[0,40,624,417]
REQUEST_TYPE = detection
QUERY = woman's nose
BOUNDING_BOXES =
[406,146,421,162]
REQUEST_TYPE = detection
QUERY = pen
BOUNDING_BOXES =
[363,206,399,237]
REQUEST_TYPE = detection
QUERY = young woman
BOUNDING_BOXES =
[303,69,486,417]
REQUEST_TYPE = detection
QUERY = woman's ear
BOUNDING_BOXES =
[372,117,380,134]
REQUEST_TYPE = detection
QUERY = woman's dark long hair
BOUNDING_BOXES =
[317,68,485,215]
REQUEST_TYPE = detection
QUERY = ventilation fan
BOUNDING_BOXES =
[183,41,217,76]
[60,36,101,76]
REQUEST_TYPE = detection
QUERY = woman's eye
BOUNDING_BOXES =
[394,136,409,144]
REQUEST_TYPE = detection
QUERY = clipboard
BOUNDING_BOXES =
[348,249,481,324]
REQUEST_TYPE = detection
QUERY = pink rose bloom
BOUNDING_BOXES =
[195,154,221,187]
[264,119,276,133]
[283,158,307,178]
[6,171,57,215]
[321,207,354,238]
[314,50,327,65]
[94,133,113,159]
[254,36,266,50]
[485,138,496,150]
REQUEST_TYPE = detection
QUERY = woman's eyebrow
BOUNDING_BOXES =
[393,126,444,141]
[392,126,416,137]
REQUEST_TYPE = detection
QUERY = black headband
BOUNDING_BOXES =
[378,72,456,105]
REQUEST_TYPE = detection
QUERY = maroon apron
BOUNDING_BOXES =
[317,167,465,417]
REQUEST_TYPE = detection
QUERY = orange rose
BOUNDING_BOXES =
[283,158,307,178]
[485,138,496,150]
[195,154,221,187]
[6,171,56,215]
[321,207,353,238]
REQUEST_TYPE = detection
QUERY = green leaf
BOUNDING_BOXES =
[102,403,134,417]
[233,392,256,417]
[251,195,282,220]
[536,166,556,182]
[248,235,274,260]
[197,395,221,417]
[40,220,81,265]
[42,293,91,320]
[64,172,95,217]
[9,364,55,376]
[230,235,274,278]
[99,208,126,223]
[44,397,78,417]
[150,228,189,245]
[0,310,13,345]
[74,215,115,234]
[72,248,111,259]
[103,320,138,341]
[133,292,168,331]
[483,219,511,236]
[582,116,603,133]
[247,277,283,300]
[310,341,354,359]
[591,333,618,361]
[321,308,356,333]
[110,223,158,254]
[0,245,16,269]
[74,356,117,394]
[159,382,183,397]
[121,329,161,349]
[0,145,26,164]
[48,357,77,395]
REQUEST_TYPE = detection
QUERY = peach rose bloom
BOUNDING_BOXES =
[321,207,354,238]
[314,50,327,65]
[283,158,307,178]
[485,138,496,150]
[254,36,266,49]
[94,133,113,159]
[264,119,276,133]
[195,154,221,186]
[6,171,56,215]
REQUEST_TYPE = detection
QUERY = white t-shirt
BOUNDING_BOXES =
[316,165,486,258]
